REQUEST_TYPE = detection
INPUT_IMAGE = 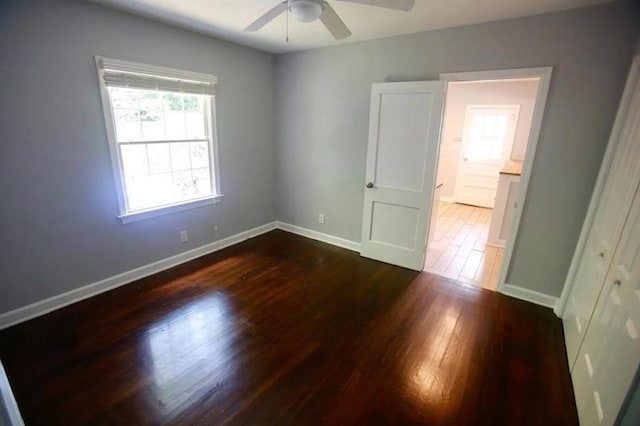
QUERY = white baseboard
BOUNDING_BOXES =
[501,283,559,311]
[276,222,361,253]
[439,196,456,203]
[553,305,563,317]
[0,217,562,330]
[0,222,278,330]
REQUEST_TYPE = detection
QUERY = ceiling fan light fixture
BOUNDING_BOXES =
[289,0,325,22]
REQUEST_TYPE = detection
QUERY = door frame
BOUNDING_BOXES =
[453,103,521,207]
[557,56,640,317]
[430,67,553,295]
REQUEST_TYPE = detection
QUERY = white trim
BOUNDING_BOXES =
[556,56,640,317]
[0,222,277,330]
[0,222,362,330]
[119,194,223,224]
[449,77,541,85]
[0,361,24,426]
[442,68,553,82]
[0,212,561,333]
[439,196,456,203]
[276,222,361,252]
[501,283,559,310]
[439,67,553,297]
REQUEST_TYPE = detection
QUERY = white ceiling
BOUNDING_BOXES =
[93,0,614,54]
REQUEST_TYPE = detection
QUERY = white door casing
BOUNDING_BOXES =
[572,182,640,425]
[563,75,640,369]
[360,81,445,270]
[454,105,520,208]
[440,68,552,295]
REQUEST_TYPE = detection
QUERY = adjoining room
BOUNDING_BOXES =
[425,77,540,291]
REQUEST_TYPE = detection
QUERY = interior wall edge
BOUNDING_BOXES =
[276,221,362,252]
[0,221,279,331]
[501,283,560,313]
[0,218,565,329]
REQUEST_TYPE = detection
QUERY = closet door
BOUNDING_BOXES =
[563,73,640,368]
[572,183,640,425]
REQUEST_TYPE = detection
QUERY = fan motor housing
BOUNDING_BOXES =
[288,0,326,22]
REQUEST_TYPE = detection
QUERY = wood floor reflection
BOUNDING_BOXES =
[0,230,577,425]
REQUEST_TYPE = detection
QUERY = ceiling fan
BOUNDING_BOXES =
[244,0,415,40]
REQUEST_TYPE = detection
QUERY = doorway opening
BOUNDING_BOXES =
[424,73,548,291]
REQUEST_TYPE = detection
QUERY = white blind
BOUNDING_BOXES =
[98,57,217,96]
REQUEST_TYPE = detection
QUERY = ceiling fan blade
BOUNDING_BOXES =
[320,2,352,40]
[244,2,288,32]
[336,0,414,12]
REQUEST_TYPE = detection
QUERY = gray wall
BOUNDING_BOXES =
[0,0,277,313]
[275,2,640,297]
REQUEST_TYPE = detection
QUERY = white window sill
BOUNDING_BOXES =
[118,194,223,224]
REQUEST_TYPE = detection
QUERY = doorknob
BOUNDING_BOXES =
[366,182,374,189]
[613,279,621,286]
[598,252,605,258]
[463,157,468,162]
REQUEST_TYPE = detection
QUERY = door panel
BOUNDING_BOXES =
[361,81,445,270]
[564,77,640,369]
[455,105,519,208]
[375,93,431,191]
[370,201,420,249]
[573,184,640,426]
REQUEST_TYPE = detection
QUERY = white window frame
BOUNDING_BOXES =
[95,56,223,224]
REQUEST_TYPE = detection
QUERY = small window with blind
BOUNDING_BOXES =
[95,57,222,223]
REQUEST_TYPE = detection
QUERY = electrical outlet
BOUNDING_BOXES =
[318,213,325,224]
[180,230,188,243]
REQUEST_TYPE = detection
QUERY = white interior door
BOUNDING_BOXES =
[564,75,640,369]
[455,105,519,208]
[572,182,640,425]
[360,81,445,270]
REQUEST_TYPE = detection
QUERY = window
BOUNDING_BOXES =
[465,107,517,162]
[96,57,221,223]
[468,113,510,160]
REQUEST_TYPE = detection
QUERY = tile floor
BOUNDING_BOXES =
[424,201,504,290]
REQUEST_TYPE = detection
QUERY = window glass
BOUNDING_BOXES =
[107,86,214,212]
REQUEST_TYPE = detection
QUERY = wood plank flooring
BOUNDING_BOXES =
[425,202,504,290]
[0,230,576,425]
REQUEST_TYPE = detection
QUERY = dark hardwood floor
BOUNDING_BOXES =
[0,230,577,425]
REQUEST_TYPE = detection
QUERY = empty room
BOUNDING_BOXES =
[1,0,639,425]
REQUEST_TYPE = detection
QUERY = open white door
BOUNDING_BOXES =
[360,81,445,270]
